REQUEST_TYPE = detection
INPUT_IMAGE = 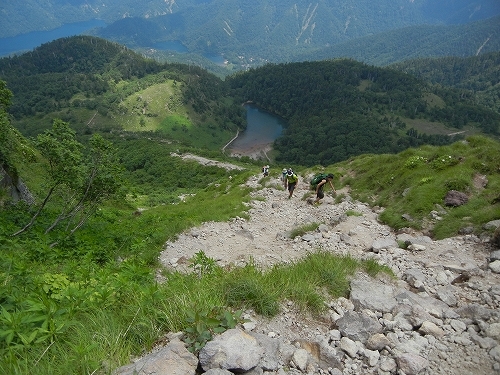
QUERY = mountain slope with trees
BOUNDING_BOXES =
[1,36,498,168]
[390,51,500,114]
[1,34,499,375]
[226,59,500,166]
[299,15,500,67]
[0,36,245,145]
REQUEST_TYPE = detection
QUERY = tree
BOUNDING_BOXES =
[0,81,36,193]
[12,119,84,236]
[44,134,124,236]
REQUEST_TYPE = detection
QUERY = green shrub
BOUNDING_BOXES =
[404,155,427,169]
[290,222,320,239]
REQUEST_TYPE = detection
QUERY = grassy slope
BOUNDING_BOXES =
[2,132,499,374]
[330,135,500,239]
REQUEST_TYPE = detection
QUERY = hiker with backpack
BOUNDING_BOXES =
[262,165,269,177]
[310,173,335,205]
[281,168,288,188]
[285,169,298,199]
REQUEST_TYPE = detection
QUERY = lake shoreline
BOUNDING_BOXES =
[228,142,272,161]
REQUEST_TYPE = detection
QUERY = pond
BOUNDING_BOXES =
[227,104,285,159]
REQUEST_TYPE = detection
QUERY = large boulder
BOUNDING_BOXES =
[198,328,263,372]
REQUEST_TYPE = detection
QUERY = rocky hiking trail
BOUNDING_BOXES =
[116,171,500,375]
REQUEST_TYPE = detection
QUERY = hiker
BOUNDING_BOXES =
[262,165,269,177]
[281,168,288,188]
[313,173,335,204]
[286,169,298,199]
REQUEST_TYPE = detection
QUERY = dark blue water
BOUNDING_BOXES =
[228,104,284,155]
[0,19,106,57]
[0,21,228,66]
[150,40,188,53]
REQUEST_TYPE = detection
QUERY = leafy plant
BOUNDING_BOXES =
[430,155,458,170]
[404,155,427,169]
[189,251,219,276]
[183,307,245,353]
[345,210,362,217]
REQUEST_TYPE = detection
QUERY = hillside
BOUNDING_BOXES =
[226,59,500,166]
[390,51,500,114]
[0,36,245,146]
[299,15,500,67]
[151,169,499,375]
[1,125,499,374]
[1,37,499,167]
[2,46,500,373]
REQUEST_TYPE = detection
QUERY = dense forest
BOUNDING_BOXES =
[0,36,245,138]
[226,59,500,166]
[390,51,500,114]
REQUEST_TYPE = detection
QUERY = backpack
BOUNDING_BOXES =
[310,173,329,189]
[286,173,298,183]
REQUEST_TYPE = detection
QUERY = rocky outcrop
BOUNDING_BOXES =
[0,164,34,204]
[114,265,500,375]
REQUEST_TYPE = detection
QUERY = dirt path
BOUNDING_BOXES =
[157,171,499,375]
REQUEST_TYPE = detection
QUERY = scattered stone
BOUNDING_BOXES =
[396,352,429,375]
[444,190,468,207]
[116,172,500,375]
[489,260,500,273]
[112,337,198,375]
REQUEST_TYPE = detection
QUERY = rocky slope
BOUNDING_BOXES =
[116,172,500,375]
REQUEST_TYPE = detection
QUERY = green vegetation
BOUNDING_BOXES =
[335,135,500,239]
[0,36,246,150]
[391,51,500,115]
[289,223,320,239]
[305,16,500,67]
[1,32,499,373]
[227,59,499,166]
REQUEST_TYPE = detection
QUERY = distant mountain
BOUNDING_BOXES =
[0,0,202,38]
[90,0,500,59]
[297,15,500,66]
[3,1,500,47]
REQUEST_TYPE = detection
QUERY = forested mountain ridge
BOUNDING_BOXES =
[390,51,500,114]
[0,36,245,143]
[1,36,499,168]
[227,59,500,166]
